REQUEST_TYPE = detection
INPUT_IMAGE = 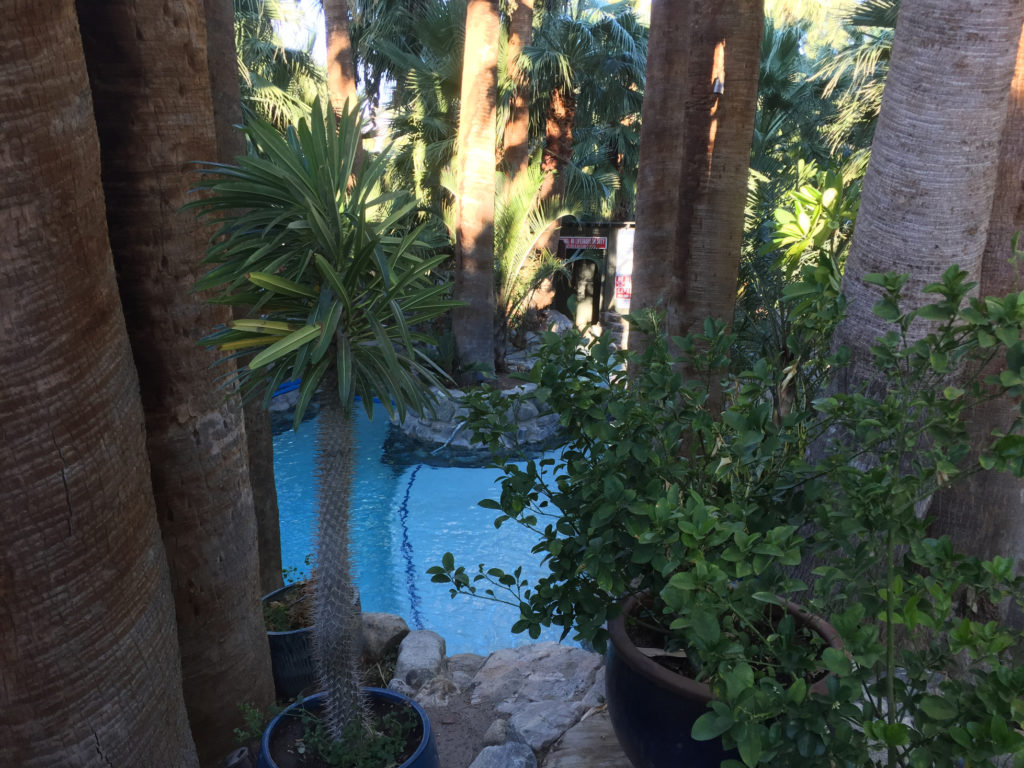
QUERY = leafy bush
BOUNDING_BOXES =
[431,264,1024,767]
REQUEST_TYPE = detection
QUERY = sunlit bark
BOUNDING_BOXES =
[453,0,500,380]
[834,0,1024,391]
[630,0,764,343]
[928,21,1024,574]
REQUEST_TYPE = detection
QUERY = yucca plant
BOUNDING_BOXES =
[188,101,456,741]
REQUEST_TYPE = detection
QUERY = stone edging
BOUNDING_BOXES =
[395,384,563,455]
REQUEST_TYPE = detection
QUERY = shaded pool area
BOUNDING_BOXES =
[273,408,569,655]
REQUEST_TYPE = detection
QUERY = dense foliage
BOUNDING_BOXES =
[431,264,1024,767]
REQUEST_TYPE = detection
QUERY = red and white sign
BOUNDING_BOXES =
[560,236,607,250]
[614,275,632,301]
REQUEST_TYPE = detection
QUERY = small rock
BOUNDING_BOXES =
[449,653,487,690]
[361,613,409,664]
[482,718,526,747]
[513,399,539,422]
[544,310,575,335]
[415,676,458,707]
[392,630,448,691]
[469,743,538,768]
[508,700,585,752]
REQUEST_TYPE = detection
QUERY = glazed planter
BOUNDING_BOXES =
[605,593,842,768]
[257,689,440,768]
[263,583,316,701]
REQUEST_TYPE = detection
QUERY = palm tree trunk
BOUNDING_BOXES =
[536,85,575,256]
[834,0,1024,392]
[927,21,1024,573]
[76,1,274,763]
[630,0,764,345]
[206,0,284,595]
[503,0,535,178]
[326,0,359,115]
[453,0,500,381]
[0,4,197,764]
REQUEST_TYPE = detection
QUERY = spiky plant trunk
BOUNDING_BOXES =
[311,373,366,738]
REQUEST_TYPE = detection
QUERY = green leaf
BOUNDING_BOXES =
[246,271,317,299]
[786,678,807,704]
[723,662,755,700]
[248,325,320,369]
[822,647,851,676]
[691,711,733,741]
[737,729,763,767]
[919,695,957,721]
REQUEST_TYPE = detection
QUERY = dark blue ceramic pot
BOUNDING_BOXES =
[256,689,440,768]
[262,583,316,701]
[605,594,841,768]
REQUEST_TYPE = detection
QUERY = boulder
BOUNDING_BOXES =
[471,643,602,708]
[507,700,585,752]
[543,310,575,335]
[482,718,526,748]
[469,743,538,768]
[391,630,448,691]
[449,653,487,690]
[361,613,409,664]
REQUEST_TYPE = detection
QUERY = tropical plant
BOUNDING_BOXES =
[491,162,580,366]
[189,101,456,743]
[814,0,898,160]
[431,265,1024,767]
[522,0,648,220]
[235,0,327,131]
[440,159,582,369]
[366,0,466,216]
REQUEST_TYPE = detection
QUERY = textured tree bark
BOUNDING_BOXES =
[834,0,1024,392]
[928,21,1024,570]
[325,0,359,115]
[630,0,764,343]
[204,0,284,595]
[0,3,197,765]
[536,85,575,256]
[76,1,274,764]
[502,0,534,178]
[453,0,499,381]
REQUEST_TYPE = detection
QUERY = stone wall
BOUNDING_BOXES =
[396,383,562,456]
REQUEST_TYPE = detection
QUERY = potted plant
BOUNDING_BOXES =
[430,264,1024,767]
[262,579,316,701]
[189,101,453,767]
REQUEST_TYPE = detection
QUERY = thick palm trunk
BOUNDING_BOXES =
[834,0,1024,392]
[503,0,534,178]
[205,0,284,595]
[76,2,274,764]
[0,4,197,765]
[453,0,500,381]
[326,0,359,115]
[630,0,764,342]
[928,23,1024,568]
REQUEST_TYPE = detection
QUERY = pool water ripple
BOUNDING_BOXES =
[273,409,568,656]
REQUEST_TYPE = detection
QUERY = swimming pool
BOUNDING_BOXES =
[273,408,569,656]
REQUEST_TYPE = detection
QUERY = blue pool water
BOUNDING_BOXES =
[273,409,568,656]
